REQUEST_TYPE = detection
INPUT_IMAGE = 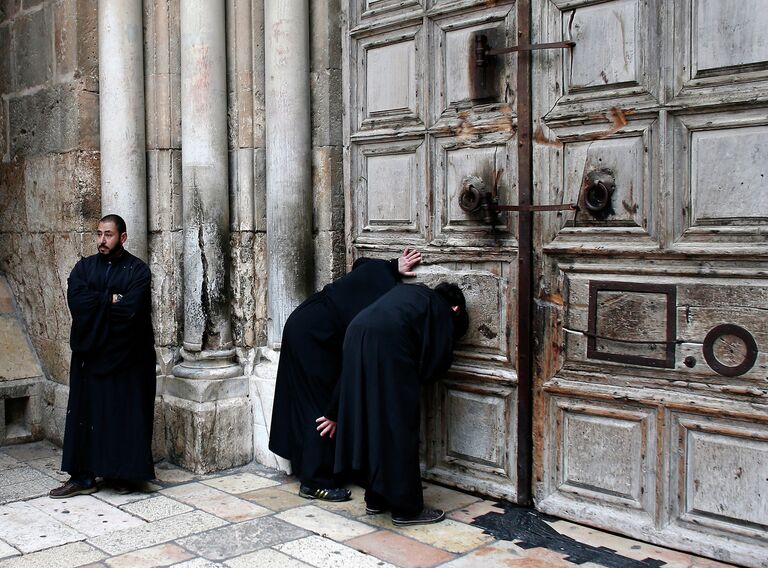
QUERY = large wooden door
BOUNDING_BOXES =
[531,1,768,565]
[343,0,525,502]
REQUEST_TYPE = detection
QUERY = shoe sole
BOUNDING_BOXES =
[365,507,386,515]
[298,489,352,502]
[392,512,446,526]
[49,486,97,499]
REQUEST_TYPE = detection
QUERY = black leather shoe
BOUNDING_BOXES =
[392,507,445,526]
[364,490,388,514]
[49,479,97,499]
[298,484,352,502]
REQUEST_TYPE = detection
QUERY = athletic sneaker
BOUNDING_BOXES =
[392,507,446,526]
[298,484,352,502]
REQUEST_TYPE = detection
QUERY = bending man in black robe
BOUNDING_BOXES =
[334,282,468,525]
[50,214,156,498]
[269,249,422,501]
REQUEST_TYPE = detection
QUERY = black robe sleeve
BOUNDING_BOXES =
[67,258,111,354]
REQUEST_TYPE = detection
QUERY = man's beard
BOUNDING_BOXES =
[98,243,123,258]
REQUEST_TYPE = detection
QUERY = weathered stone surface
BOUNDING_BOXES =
[148,229,183,346]
[74,0,98,91]
[34,337,70,384]
[163,395,252,473]
[230,231,259,349]
[147,149,182,232]
[152,395,166,462]
[0,317,42,380]
[54,0,77,78]
[40,380,67,445]
[10,6,52,91]
[309,0,341,72]
[0,158,26,231]
[312,145,343,233]
[8,84,84,156]
[310,68,343,147]
[0,25,10,100]
[0,276,14,313]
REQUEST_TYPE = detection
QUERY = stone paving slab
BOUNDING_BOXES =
[27,495,146,538]
[0,541,18,561]
[201,472,280,494]
[276,535,398,568]
[161,482,271,522]
[239,486,308,511]
[0,542,106,568]
[276,504,377,541]
[0,454,20,469]
[0,475,61,505]
[93,484,161,507]
[174,559,226,568]
[421,482,481,513]
[102,542,194,568]
[346,529,457,568]
[436,540,529,567]
[224,548,310,567]
[26,456,69,482]
[364,515,495,554]
[177,516,310,561]
[0,501,87,553]
[1,441,61,461]
[88,510,227,555]
[119,494,194,521]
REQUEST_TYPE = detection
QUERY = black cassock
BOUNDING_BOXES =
[269,258,401,489]
[334,284,456,516]
[61,251,156,480]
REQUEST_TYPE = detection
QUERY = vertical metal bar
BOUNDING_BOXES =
[516,0,533,506]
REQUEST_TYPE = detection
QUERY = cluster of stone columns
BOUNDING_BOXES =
[98,0,312,472]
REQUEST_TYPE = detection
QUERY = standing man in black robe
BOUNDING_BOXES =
[49,214,156,498]
[269,249,422,502]
[334,282,468,525]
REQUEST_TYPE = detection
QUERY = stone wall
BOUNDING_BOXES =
[0,0,99,385]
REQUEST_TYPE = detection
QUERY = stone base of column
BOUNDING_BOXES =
[251,348,291,473]
[173,347,243,380]
[163,386,253,474]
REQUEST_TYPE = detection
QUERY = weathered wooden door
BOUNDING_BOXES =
[531,1,768,565]
[343,0,526,502]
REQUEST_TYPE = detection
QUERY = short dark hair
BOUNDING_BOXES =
[434,282,469,339]
[99,214,127,235]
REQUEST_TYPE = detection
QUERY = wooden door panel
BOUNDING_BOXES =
[533,0,768,563]
[345,0,521,502]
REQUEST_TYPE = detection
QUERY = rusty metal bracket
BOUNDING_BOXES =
[474,34,574,68]
[496,204,578,212]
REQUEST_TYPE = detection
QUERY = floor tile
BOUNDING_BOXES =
[224,548,311,568]
[0,501,86,553]
[364,516,494,554]
[154,465,197,485]
[276,505,377,542]
[516,547,578,567]
[88,510,227,555]
[172,559,227,568]
[239,486,308,512]
[309,485,367,517]
[120,495,193,521]
[93,484,160,507]
[346,529,456,568]
[421,483,481,513]
[27,495,146,537]
[162,482,271,522]
[0,542,106,568]
[26,457,69,482]
[201,472,280,494]
[104,543,194,568]
[177,516,310,561]
[0,465,48,486]
[0,476,61,505]
[276,535,397,568]
[0,454,20,469]
[0,541,19,561]
[1,441,61,462]
[447,500,505,524]
[436,540,535,567]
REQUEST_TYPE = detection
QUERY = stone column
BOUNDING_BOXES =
[99,0,148,260]
[165,0,252,473]
[265,0,313,346]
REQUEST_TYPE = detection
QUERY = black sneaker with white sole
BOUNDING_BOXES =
[392,507,446,526]
[298,484,352,502]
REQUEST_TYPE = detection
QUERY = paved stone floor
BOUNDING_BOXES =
[0,441,736,568]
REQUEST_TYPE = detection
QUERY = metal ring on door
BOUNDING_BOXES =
[702,324,758,377]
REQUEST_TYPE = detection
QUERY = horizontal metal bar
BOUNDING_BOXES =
[487,41,575,56]
[567,328,682,345]
[496,203,578,212]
